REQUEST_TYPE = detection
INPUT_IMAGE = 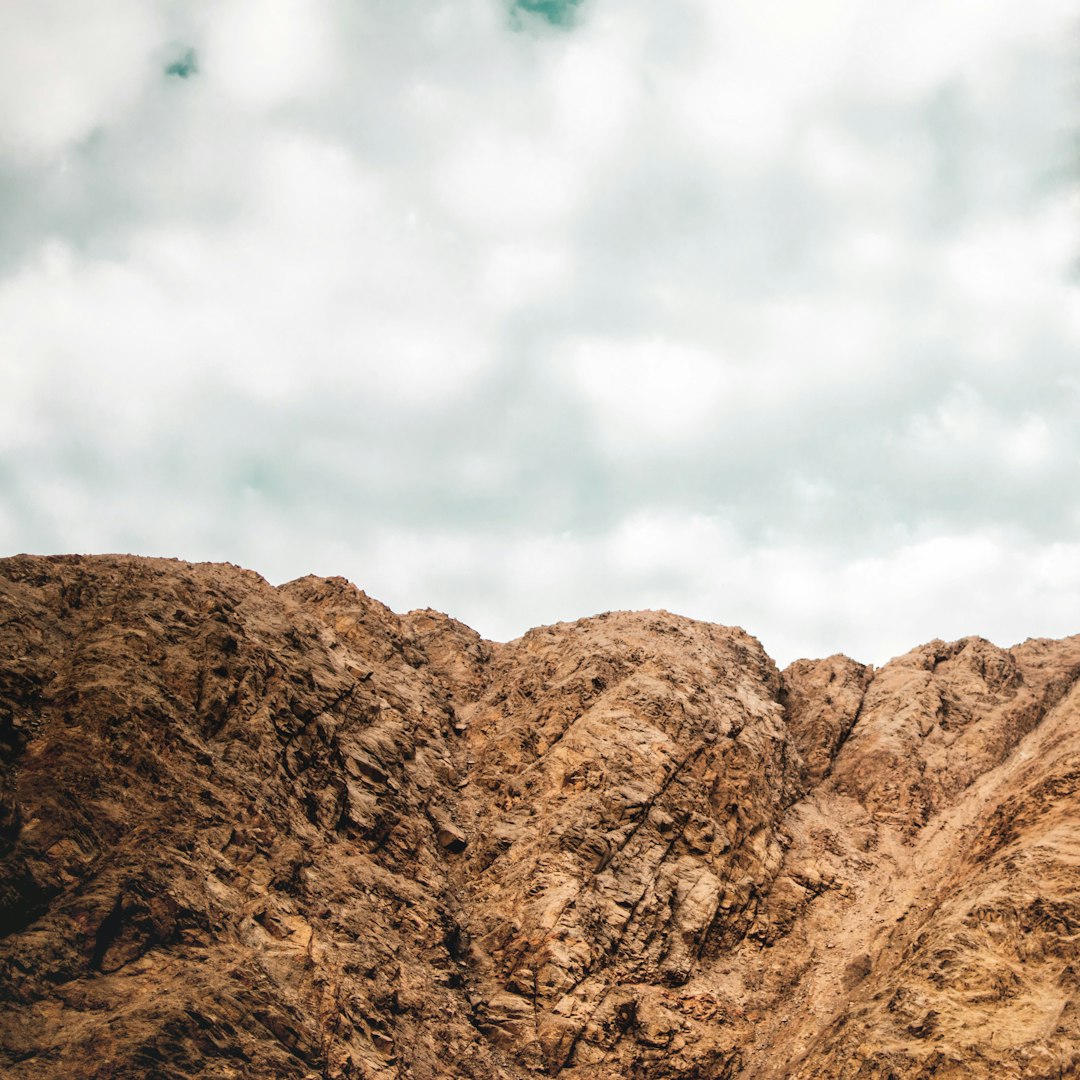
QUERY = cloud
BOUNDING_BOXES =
[0,1,162,159]
[0,0,1077,665]
[284,516,1080,667]
[556,337,733,453]
[203,0,337,109]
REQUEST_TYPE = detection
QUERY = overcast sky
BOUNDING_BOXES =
[1,0,1078,666]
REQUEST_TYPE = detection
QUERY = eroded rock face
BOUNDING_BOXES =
[2,555,1080,1078]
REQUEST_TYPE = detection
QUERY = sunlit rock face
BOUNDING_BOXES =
[2,553,1080,1078]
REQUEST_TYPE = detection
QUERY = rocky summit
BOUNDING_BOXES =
[2,555,1080,1079]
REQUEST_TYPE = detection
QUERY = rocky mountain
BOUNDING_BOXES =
[2,554,1079,1078]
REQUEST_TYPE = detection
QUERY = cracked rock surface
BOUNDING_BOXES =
[2,555,1080,1078]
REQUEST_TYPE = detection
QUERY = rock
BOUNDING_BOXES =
[2,554,1080,1078]
[436,822,468,853]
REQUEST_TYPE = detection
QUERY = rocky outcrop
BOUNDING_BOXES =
[1,554,1079,1078]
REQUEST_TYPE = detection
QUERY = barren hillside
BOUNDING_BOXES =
[2,555,1079,1078]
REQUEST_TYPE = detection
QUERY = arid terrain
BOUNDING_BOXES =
[2,554,1079,1078]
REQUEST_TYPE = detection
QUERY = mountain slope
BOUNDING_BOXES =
[1,554,1079,1078]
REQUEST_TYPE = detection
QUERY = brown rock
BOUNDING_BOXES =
[2,554,1080,1078]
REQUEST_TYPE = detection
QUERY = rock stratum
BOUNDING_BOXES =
[2,555,1080,1079]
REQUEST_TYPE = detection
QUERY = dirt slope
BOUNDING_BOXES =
[1,554,1079,1078]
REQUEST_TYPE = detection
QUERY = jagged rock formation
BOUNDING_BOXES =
[2,554,1080,1078]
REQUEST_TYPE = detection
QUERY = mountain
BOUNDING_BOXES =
[2,554,1079,1078]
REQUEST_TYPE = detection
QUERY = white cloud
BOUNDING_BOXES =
[557,338,733,452]
[0,1,160,158]
[480,241,570,312]
[310,516,1080,668]
[549,31,642,156]
[437,132,581,233]
[203,0,337,109]
[1,0,1077,666]
[897,384,1068,482]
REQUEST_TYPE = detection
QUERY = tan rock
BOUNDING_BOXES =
[2,555,1080,1078]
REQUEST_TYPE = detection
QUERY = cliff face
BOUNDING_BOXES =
[2,555,1080,1079]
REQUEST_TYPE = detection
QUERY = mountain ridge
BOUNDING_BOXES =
[2,554,1079,1078]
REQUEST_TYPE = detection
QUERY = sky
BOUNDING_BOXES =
[1,0,1078,666]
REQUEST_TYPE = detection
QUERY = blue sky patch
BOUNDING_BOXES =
[164,48,198,79]
[511,0,583,28]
